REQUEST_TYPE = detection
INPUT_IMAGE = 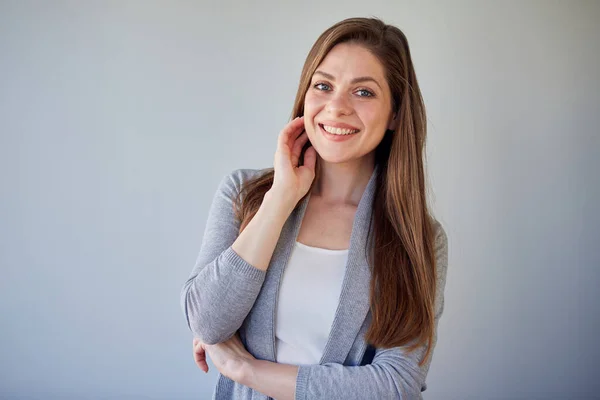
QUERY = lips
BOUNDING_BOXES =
[318,122,361,136]
[318,121,360,130]
[317,124,359,142]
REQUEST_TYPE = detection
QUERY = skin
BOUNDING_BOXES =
[304,42,398,205]
[192,43,398,400]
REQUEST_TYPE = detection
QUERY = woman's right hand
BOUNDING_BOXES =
[271,116,317,205]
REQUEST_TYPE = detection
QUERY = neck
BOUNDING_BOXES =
[311,155,376,207]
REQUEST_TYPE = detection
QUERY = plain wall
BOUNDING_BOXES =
[1,1,599,399]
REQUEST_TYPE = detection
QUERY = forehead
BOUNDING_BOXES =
[315,42,386,81]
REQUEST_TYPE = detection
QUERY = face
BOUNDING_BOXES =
[303,42,396,165]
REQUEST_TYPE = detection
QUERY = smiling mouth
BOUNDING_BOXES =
[318,124,360,135]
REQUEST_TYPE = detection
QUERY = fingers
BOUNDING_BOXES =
[194,349,209,373]
[302,145,317,172]
[291,131,309,167]
[193,338,209,373]
[277,116,305,154]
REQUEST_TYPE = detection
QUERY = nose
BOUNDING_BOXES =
[325,92,353,116]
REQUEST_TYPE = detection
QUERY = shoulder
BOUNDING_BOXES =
[217,167,272,197]
[429,217,449,318]
[429,217,448,269]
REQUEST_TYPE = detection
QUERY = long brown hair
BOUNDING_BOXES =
[233,17,437,366]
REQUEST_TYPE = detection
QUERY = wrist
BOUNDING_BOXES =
[237,357,258,387]
[238,358,299,400]
[263,189,298,216]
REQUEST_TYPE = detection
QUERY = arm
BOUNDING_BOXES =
[180,169,296,345]
[239,223,449,400]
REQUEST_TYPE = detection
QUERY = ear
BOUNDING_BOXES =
[387,111,399,131]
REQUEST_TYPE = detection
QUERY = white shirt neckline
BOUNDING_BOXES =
[294,240,349,254]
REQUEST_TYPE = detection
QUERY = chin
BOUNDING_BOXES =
[315,152,354,165]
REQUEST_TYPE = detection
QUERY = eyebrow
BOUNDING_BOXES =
[313,70,382,90]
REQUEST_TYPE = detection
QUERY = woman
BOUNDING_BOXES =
[181,17,448,400]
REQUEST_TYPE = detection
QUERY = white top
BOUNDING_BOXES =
[275,240,349,365]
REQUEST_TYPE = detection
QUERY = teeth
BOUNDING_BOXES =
[322,124,359,135]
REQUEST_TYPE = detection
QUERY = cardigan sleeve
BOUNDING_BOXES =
[180,169,268,345]
[294,223,449,400]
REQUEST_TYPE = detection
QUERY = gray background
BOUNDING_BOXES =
[1,0,599,399]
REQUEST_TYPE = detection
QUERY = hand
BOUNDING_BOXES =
[271,116,317,204]
[192,334,255,383]
[192,337,209,373]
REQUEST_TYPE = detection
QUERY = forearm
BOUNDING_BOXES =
[232,350,424,400]
[183,256,264,344]
[241,359,299,400]
[231,189,296,271]
[182,184,297,344]
[293,361,423,399]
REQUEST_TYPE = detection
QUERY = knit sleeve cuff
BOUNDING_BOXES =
[294,365,310,400]
[221,245,267,283]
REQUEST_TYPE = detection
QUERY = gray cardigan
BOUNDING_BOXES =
[181,164,448,400]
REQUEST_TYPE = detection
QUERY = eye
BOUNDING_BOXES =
[355,88,375,97]
[313,82,331,91]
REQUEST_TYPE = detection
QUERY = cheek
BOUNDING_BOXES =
[303,93,323,133]
[303,93,320,115]
[305,89,330,109]
[357,103,389,130]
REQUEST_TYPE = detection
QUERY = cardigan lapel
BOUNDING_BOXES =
[244,184,312,362]
[318,164,379,364]
[244,164,379,364]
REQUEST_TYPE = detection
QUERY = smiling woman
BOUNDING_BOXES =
[304,43,396,161]
[181,17,448,400]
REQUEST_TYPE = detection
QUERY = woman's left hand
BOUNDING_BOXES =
[192,333,255,383]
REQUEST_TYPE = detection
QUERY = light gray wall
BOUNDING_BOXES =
[1,1,598,399]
